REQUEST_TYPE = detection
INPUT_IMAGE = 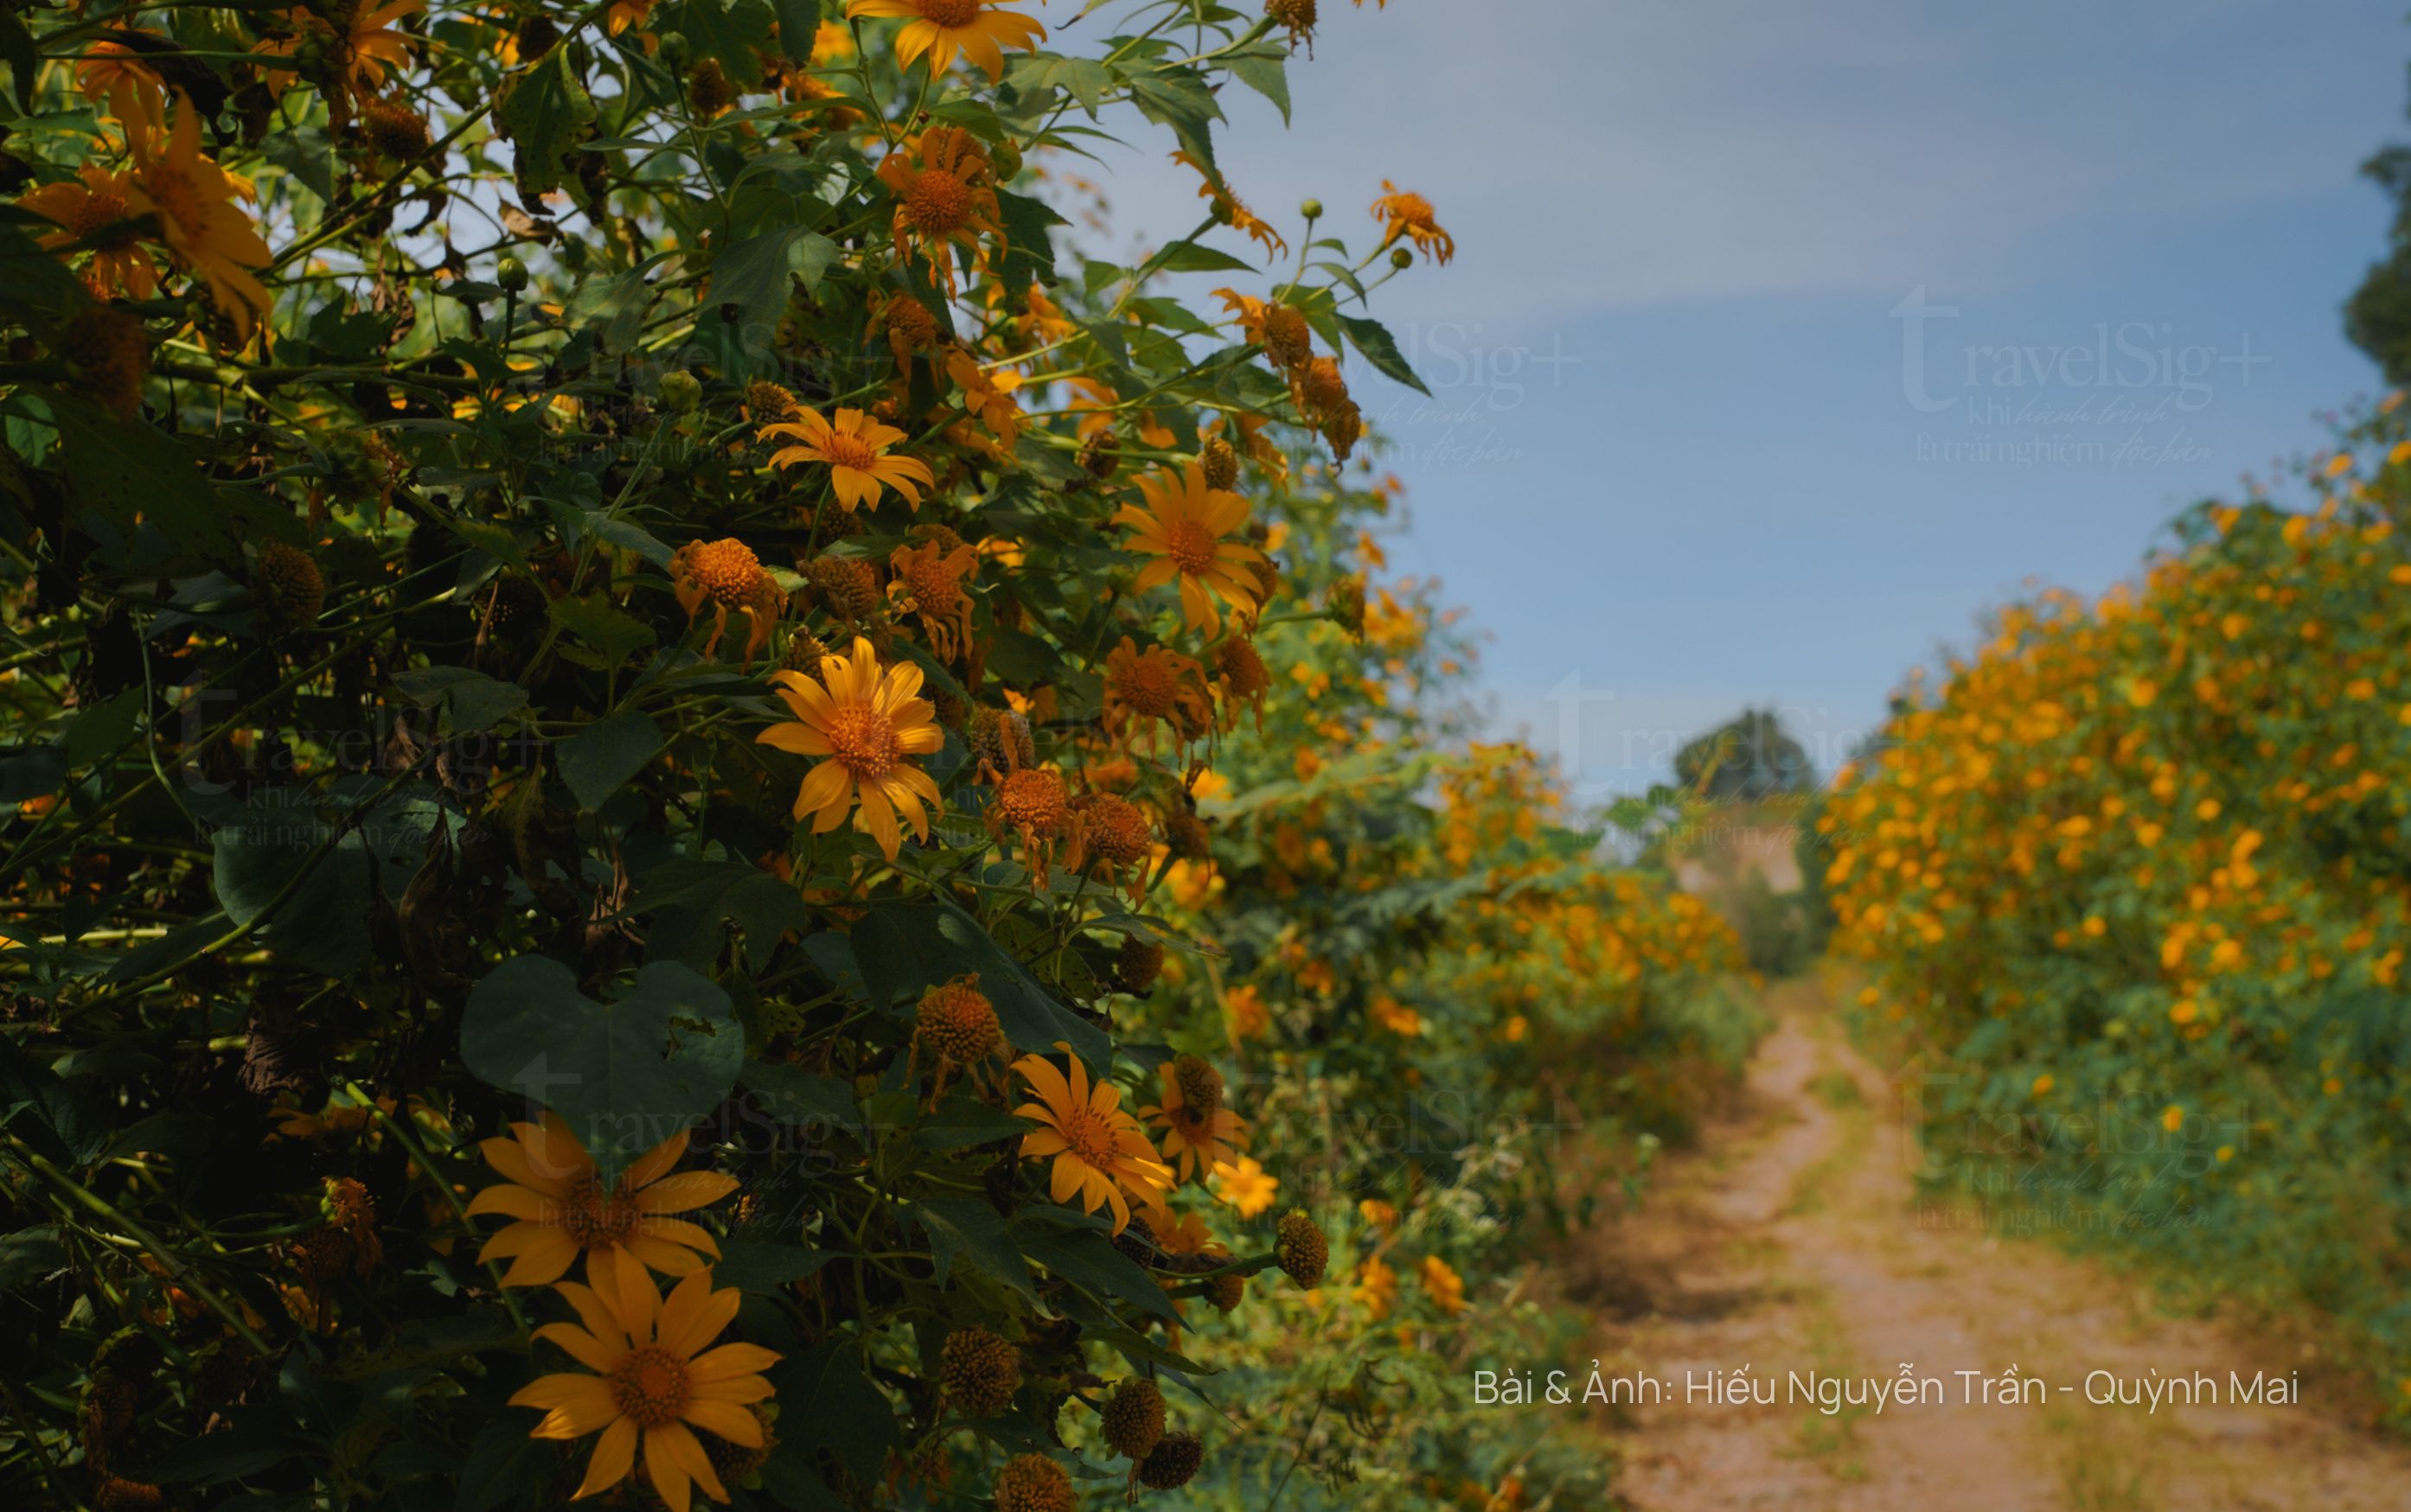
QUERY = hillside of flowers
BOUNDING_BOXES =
[0,1,1752,1507]
[1825,399,2411,1419]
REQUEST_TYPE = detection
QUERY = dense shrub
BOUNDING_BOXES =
[0,2,1749,1507]
[1826,401,2411,1417]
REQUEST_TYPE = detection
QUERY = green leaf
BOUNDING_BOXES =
[53,399,244,562]
[994,189,1067,290]
[635,857,809,972]
[547,595,657,673]
[1227,48,1290,124]
[1338,313,1430,395]
[0,12,36,109]
[663,0,776,85]
[1017,1227,1179,1322]
[710,226,840,340]
[212,792,374,976]
[460,957,743,1183]
[740,1060,856,1126]
[711,1240,835,1294]
[389,666,529,734]
[498,48,596,195]
[914,1094,1028,1152]
[0,1226,64,1290]
[557,710,664,811]
[914,1199,1035,1298]
[1127,69,1224,178]
[849,900,1110,1068]
[770,1343,896,1481]
[772,0,822,61]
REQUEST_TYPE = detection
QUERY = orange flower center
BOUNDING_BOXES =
[687,538,768,608]
[884,298,937,348]
[607,1346,693,1427]
[558,1174,640,1249]
[827,701,901,780]
[1110,656,1179,717]
[1163,517,1220,577]
[67,188,136,245]
[903,167,973,237]
[818,431,883,471]
[1385,193,1437,231]
[997,769,1068,835]
[916,0,984,25]
[1057,1102,1122,1170]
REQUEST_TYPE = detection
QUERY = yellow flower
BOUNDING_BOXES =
[1114,462,1268,636]
[887,535,979,663]
[17,166,161,302]
[764,406,935,512]
[2161,1105,2184,1132]
[125,92,275,341]
[2030,1073,2054,1098]
[256,2,425,99]
[75,35,166,125]
[1222,982,1269,1041]
[1355,1254,1397,1320]
[468,1114,739,1287]
[1370,180,1454,265]
[669,538,783,660]
[872,124,1002,292]
[757,635,945,862]
[1208,1154,1277,1218]
[510,1266,779,1510]
[1139,1057,1250,1182]
[1417,1254,1465,1315]
[1010,1050,1173,1234]
[945,348,1025,450]
[845,0,1046,80]
[1101,636,1215,752]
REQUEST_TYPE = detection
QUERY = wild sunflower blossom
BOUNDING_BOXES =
[255,1,425,101]
[1139,1055,1250,1182]
[1115,462,1269,636]
[1101,636,1215,752]
[1371,179,1454,265]
[1010,1050,1173,1234]
[873,124,1002,293]
[762,406,934,511]
[845,0,1046,80]
[468,1114,740,1287]
[509,1266,779,1510]
[669,538,783,659]
[18,166,161,301]
[124,92,276,341]
[757,635,944,862]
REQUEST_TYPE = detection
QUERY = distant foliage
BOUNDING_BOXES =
[1826,402,2411,1419]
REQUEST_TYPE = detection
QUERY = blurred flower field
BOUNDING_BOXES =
[1826,399,2411,1425]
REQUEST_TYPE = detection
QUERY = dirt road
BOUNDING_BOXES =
[1572,978,2411,1511]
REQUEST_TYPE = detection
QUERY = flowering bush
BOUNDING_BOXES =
[1825,399,2411,1419]
[0,1,1747,1507]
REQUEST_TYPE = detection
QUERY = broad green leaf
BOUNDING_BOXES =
[1338,312,1431,395]
[557,710,664,811]
[498,48,596,195]
[915,1199,1035,1298]
[547,595,657,673]
[771,0,822,61]
[460,956,742,1182]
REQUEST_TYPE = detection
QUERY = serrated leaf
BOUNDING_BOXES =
[498,48,596,195]
[460,957,742,1182]
[1338,312,1430,395]
[547,594,657,672]
[915,1198,1035,1297]
[556,710,663,811]
[771,0,822,61]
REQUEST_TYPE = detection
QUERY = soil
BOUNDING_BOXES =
[1566,977,2411,1511]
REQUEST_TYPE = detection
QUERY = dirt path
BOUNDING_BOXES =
[1570,977,2411,1511]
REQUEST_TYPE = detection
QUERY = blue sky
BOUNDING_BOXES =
[1071,0,2410,794]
